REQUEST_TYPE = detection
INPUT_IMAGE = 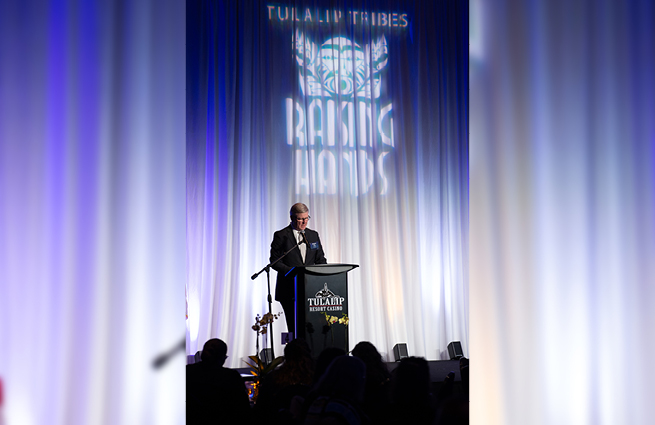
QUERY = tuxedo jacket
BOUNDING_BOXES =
[270,224,327,303]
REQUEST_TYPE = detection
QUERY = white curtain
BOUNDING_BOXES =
[470,0,655,424]
[0,0,186,424]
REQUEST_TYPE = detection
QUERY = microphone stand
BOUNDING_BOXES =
[251,239,303,360]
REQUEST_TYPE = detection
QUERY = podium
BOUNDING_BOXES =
[291,263,359,356]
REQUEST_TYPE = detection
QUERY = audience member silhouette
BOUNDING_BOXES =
[186,338,251,425]
[436,370,456,402]
[458,357,469,396]
[313,347,346,384]
[281,346,347,423]
[433,357,469,425]
[388,356,436,425]
[351,341,392,424]
[185,338,468,425]
[434,394,469,425]
[301,355,369,425]
[255,338,315,424]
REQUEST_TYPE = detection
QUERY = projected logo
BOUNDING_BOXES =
[294,32,389,98]
[307,283,345,312]
[287,31,395,196]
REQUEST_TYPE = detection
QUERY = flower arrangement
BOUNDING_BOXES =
[243,354,284,403]
[250,312,283,360]
[245,312,284,402]
[251,312,281,336]
[322,312,349,326]
[321,312,349,351]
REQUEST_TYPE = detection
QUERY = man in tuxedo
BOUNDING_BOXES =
[270,203,327,335]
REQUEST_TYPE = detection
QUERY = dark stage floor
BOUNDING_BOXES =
[236,359,463,383]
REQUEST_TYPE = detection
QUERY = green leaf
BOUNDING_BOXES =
[248,355,264,369]
[261,356,285,375]
[243,357,261,374]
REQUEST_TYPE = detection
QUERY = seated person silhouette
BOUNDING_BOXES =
[186,338,251,425]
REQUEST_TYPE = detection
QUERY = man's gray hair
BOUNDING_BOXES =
[290,203,309,218]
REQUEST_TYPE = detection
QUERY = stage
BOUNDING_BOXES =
[236,359,464,384]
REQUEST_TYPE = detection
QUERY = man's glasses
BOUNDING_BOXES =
[294,216,311,222]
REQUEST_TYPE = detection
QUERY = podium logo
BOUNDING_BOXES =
[308,283,345,312]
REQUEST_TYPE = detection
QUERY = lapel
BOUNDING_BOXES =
[302,229,313,264]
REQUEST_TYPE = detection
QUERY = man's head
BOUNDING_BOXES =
[290,203,310,231]
[200,338,228,366]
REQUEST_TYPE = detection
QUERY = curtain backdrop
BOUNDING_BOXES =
[186,0,469,366]
[469,1,655,424]
[0,1,186,424]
